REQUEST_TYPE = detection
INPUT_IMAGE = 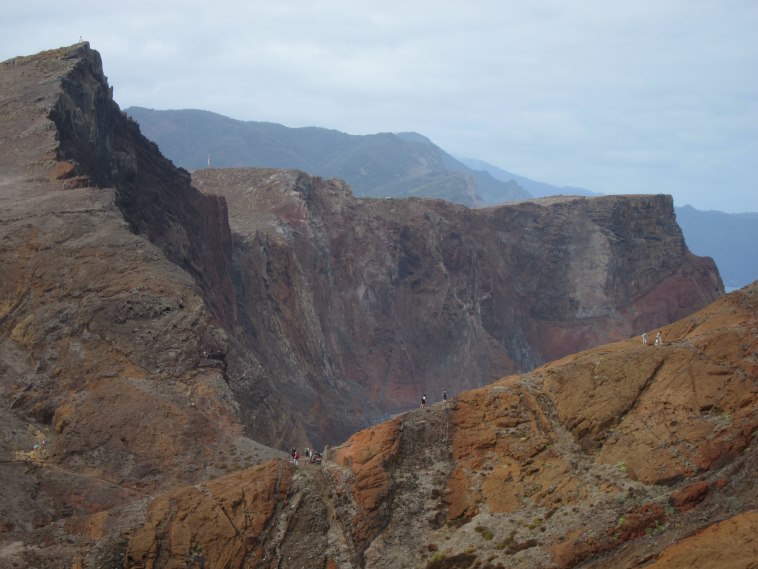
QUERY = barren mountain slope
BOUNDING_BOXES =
[125,282,757,569]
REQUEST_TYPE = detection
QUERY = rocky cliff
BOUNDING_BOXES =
[193,168,722,445]
[49,45,237,330]
[124,282,758,569]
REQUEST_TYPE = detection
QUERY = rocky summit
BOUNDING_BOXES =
[0,43,748,569]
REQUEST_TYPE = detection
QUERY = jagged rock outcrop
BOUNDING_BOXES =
[124,282,758,569]
[193,168,722,445]
[47,45,237,329]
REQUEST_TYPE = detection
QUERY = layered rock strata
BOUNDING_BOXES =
[1,43,724,452]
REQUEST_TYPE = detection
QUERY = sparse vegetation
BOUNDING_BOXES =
[426,552,477,569]
[429,551,445,564]
[447,515,468,529]
[3,41,754,569]
[188,543,203,562]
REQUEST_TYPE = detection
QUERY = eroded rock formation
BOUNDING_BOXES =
[2,43,724,451]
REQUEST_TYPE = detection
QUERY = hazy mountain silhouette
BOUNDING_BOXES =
[125,107,530,207]
[675,205,758,290]
[460,157,600,199]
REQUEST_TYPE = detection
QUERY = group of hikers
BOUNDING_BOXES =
[420,389,448,408]
[289,389,451,466]
[288,330,668,470]
[641,331,663,346]
[289,447,322,466]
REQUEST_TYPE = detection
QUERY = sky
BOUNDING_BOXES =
[2,0,757,212]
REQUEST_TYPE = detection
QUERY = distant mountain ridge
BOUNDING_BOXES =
[460,157,600,199]
[674,205,758,291]
[125,107,529,207]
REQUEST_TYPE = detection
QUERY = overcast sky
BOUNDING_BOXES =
[3,0,756,212]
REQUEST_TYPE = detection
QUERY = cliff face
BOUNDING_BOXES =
[46,44,237,329]
[124,282,758,569]
[193,168,722,445]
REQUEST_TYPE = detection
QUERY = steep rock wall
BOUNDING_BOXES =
[0,42,743,569]
[0,43,724,455]
[47,43,236,329]
[194,169,723,445]
[3,44,723,452]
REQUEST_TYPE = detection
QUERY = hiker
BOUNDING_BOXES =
[443,389,448,401]
[421,394,426,408]
[294,451,299,466]
[642,332,648,346]
[655,332,662,346]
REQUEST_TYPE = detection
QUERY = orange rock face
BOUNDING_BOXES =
[445,381,564,519]
[542,285,758,486]
[124,461,291,569]
[669,481,709,511]
[642,510,758,569]
[355,283,754,568]
[329,417,403,547]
